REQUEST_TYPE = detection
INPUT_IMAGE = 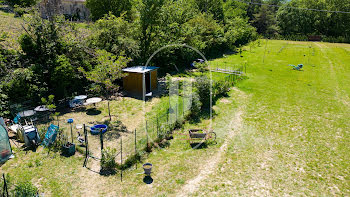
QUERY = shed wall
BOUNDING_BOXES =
[123,72,143,95]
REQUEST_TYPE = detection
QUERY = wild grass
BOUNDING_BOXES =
[1,40,350,196]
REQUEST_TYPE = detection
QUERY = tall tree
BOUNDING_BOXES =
[86,0,133,21]
[194,0,225,22]
[79,50,130,120]
[139,0,165,62]
[252,5,278,36]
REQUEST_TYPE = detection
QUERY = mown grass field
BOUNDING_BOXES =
[1,39,350,196]
[0,8,24,50]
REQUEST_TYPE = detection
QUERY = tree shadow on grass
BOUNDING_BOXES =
[188,108,213,124]
[86,108,102,116]
[99,169,117,176]
[190,143,208,149]
[97,120,130,141]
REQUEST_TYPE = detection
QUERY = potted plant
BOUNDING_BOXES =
[62,142,76,156]
[61,134,76,156]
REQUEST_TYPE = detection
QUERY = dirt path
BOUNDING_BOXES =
[177,88,247,197]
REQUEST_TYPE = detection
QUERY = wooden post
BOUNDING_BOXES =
[108,101,111,121]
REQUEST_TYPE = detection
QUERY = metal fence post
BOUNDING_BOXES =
[183,100,185,118]
[100,128,104,152]
[121,136,123,182]
[135,129,137,169]
[83,124,88,167]
[156,115,159,138]
[3,173,9,197]
[146,120,148,147]
[175,103,178,122]
[167,110,169,127]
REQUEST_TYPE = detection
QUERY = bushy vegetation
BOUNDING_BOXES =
[3,0,348,118]
[100,147,117,173]
[5,0,37,7]
[194,76,211,109]
[13,181,38,197]
[0,0,258,118]
[240,0,350,42]
[0,174,38,197]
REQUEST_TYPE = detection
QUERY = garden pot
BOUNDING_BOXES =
[62,143,76,156]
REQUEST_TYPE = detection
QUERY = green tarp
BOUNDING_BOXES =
[0,124,12,163]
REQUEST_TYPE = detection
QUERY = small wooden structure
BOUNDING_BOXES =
[122,66,159,98]
[308,35,322,41]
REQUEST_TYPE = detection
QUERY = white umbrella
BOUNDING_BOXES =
[84,97,102,106]
[18,110,36,117]
[74,95,87,100]
[34,105,49,112]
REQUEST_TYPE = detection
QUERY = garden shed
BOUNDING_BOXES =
[122,66,159,97]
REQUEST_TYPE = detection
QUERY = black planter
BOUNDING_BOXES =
[62,143,76,157]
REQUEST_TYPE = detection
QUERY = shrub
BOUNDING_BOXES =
[213,81,230,98]
[86,0,133,21]
[13,5,26,17]
[183,13,226,56]
[101,147,117,173]
[0,86,10,117]
[189,92,202,119]
[89,13,139,58]
[5,0,37,7]
[224,17,258,49]
[13,181,38,197]
[41,95,56,111]
[194,76,211,109]
[194,62,209,73]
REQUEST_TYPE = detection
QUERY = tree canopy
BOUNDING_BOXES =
[1,0,350,118]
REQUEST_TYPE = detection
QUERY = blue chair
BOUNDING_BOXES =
[13,114,21,124]
[288,64,303,71]
[42,124,59,147]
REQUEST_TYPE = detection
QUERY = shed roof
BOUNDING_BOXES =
[122,66,159,73]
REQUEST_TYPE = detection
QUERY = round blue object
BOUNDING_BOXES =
[90,124,108,135]
[67,118,74,123]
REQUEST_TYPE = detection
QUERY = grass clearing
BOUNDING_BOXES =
[1,40,350,196]
[0,8,24,50]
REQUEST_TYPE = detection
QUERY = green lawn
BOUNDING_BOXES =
[1,40,350,196]
[0,8,24,50]
[196,40,350,196]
